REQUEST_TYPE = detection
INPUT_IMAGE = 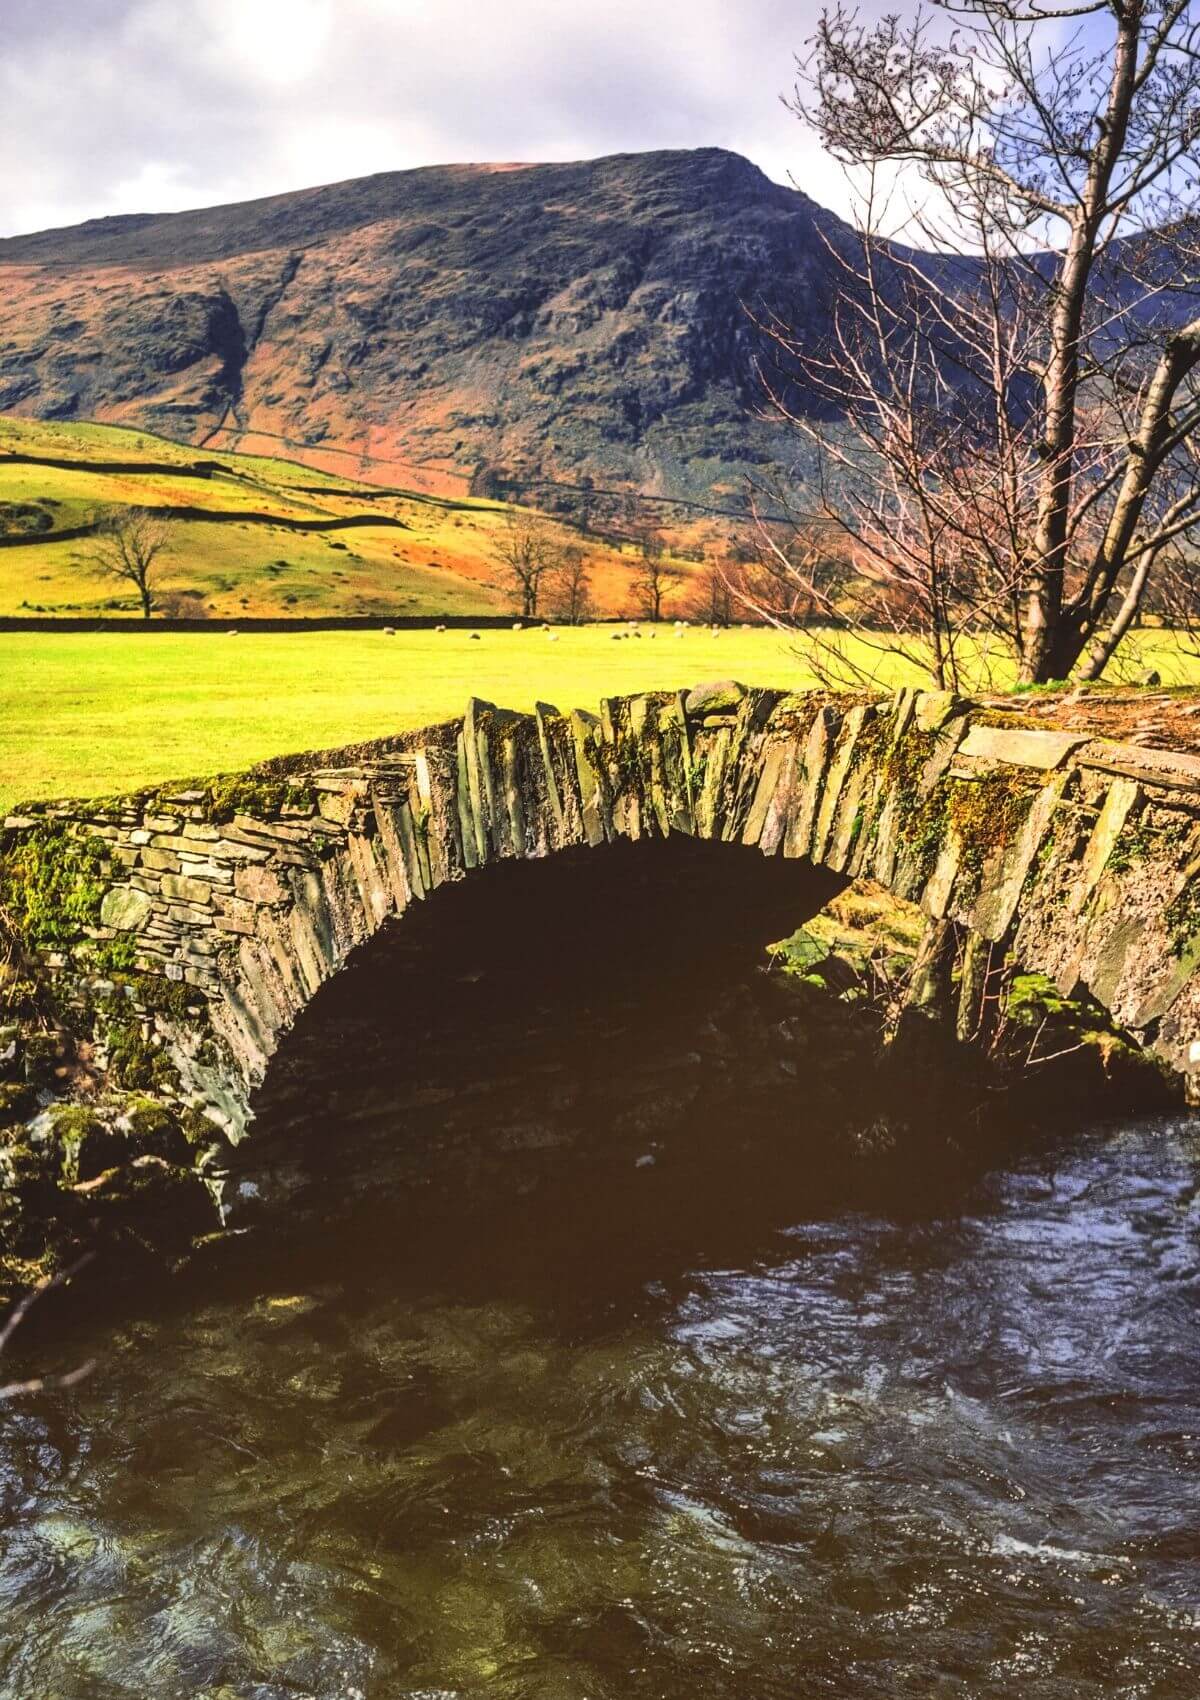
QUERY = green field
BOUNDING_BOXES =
[5,626,1200,816]
[0,416,695,620]
[0,626,881,812]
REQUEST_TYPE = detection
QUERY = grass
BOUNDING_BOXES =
[0,415,703,619]
[5,625,1200,816]
[0,626,829,812]
[6,417,1200,813]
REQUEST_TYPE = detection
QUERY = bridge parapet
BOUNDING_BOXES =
[5,684,1200,1148]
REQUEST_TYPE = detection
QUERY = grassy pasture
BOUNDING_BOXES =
[0,416,701,620]
[5,625,1200,816]
[0,626,879,812]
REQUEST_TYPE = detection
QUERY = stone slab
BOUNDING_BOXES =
[1077,740,1200,792]
[958,725,1090,771]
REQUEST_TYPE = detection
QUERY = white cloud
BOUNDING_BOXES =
[0,0,858,237]
[207,0,336,88]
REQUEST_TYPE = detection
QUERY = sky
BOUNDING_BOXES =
[0,0,850,238]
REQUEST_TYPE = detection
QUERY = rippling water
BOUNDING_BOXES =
[3,843,1200,1697]
[2,1105,1199,1699]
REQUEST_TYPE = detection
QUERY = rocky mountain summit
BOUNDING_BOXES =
[0,149,842,505]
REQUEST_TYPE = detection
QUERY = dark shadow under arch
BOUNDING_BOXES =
[239,838,851,1222]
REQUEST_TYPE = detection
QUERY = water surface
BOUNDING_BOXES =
[2,846,1199,1697]
[3,1103,1199,1698]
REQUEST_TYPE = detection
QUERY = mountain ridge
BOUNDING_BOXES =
[0,149,821,261]
[0,148,838,502]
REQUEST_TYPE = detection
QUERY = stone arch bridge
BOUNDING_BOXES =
[7,682,1200,1145]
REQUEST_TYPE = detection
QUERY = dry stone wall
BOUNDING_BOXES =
[7,682,1200,1150]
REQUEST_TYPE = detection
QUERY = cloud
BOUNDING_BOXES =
[0,0,847,236]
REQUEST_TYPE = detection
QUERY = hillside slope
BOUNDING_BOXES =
[0,150,840,505]
[0,416,711,619]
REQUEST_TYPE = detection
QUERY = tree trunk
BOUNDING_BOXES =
[904,916,959,1023]
[1018,9,1142,683]
[1073,548,1155,681]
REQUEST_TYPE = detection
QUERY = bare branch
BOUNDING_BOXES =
[763,0,1200,685]
[0,1256,96,1401]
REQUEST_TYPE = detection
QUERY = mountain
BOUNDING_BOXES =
[0,149,844,508]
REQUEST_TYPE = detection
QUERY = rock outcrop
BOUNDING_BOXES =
[0,149,842,504]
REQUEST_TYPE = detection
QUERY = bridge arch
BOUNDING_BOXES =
[7,682,1200,1143]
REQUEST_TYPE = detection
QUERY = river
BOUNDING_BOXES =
[1,851,1199,1697]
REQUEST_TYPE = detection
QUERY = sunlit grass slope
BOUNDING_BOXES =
[5,625,1200,816]
[0,416,691,619]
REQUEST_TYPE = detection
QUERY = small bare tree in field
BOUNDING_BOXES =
[629,527,684,621]
[761,0,1200,686]
[492,511,561,618]
[92,508,172,620]
[693,561,736,626]
[552,546,594,623]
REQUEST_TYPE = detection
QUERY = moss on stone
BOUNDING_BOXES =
[1108,811,1190,875]
[1165,878,1200,957]
[130,973,194,1024]
[123,1098,190,1163]
[0,1135,47,1195]
[146,771,316,826]
[972,708,1046,731]
[609,728,646,792]
[204,773,316,825]
[1003,970,1177,1101]
[0,963,41,1022]
[89,933,139,975]
[0,823,108,950]
[944,770,1038,880]
[19,1030,62,1083]
[847,707,892,771]
[1005,971,1088,1027]
[877,727,945,882]
[48,1103,124,1185]
[180,1105,223,1147]
[75,795,130,822]
[105,1019,177,1091]
[46,1104,103,1141]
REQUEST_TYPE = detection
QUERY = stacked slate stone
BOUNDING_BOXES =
[5,683,1200,1153]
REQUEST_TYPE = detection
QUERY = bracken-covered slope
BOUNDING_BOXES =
[0,149,843,504]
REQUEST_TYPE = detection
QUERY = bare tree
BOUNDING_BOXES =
[552,546,594,623]
[693,561,736,626]
[630,527,684,621]
[92,508,172,620]
[764,0,1200,686]
[491,510,561,618]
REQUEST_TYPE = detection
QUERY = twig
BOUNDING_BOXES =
[0,1254,96,1400]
